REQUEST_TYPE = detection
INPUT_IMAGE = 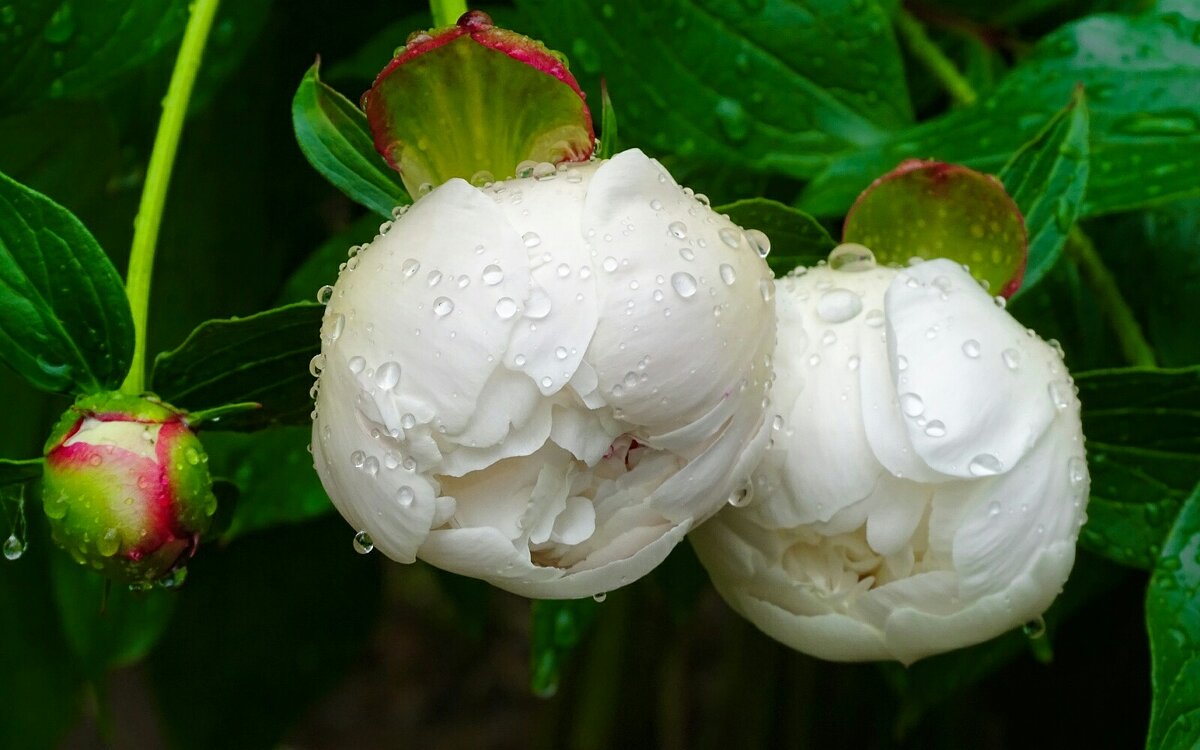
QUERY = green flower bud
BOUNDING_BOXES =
[41,392,217,584]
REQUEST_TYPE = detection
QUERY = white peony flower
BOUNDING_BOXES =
[311,149,775,599]
[691,249,1089,664]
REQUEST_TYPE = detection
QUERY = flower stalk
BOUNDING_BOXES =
[120,0,222,395]
[430,0,468,28]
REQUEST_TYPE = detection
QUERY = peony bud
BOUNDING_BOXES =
[312,148,775,599]
[691,249,1089,664]
[42,392,217,584]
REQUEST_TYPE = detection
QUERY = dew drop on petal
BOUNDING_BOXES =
[402,258,420,278]
[603,256,619,272]
[719,263,737,285]
[482,264,504,285]
[433,297,454,317]
[718,228,741,248]
[924,419,946,437]
[397,486,415,507]
[316,285,334,304]
[828,243,877,271]
[523,231,542,248]
[352,530,374,554]
[745,228,770,258]
[962,339,981,358]
[679,247,695,262]
[899,393,924,417]
[1002,348,1020,370]
[968,454,1004,476]
[348,356,366,375]
[671,272,697,298]
[815,289,863,323]
[1068,457,1088,487]
[668,221,688,239]
[375,361,401,390]
[495,297,518,319]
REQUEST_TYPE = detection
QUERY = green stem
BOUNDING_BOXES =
[120,0,222,395]
[894,9,978,108]
[1065,227,1158,367]
[430,0,468,27]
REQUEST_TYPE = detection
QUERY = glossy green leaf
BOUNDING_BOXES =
[842,161,1026,296]
[801,13,1200,218]
[203,426,332,540]
[0,458,41,488]
[1146,483,1200,749]
[0,170,133,394]
[531,597,600,698]
[1075,366,1200,569]
[151,302,323,431]
[0,0,187,114]
[362,18,594,193]
[598,81,618,160]
[293,61,410,218]
[1000,89,1090,296]
[715,197,835,277]
[149,516,382,750]
[49,551,177,675]
[519,0,912,178]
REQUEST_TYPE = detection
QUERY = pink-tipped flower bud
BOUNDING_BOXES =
[41,392,217,584]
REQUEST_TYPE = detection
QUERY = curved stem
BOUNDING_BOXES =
[894,9,978,108]
[120,0,222,395]
[1065,227,1158,367]
[430,0,468,28]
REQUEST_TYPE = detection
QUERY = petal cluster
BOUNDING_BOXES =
[691,251,1089,663]
[311,149,775,598]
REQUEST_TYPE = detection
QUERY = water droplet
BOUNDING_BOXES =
[402,258,421,278]
[962,339,981,358]
[745,229,771,258]
[968,454,1004,476]
[1048,381,1072,410]
[1068,457,1088,487]
[308,353,326,377]
[671,272,697,298]
[522,231,542,248]
[427,269,443,286]
[1022,616,1046,639]
[924,420,946,437]
[828,243,876,271]
[375,361,401,390]
[864,309,884,328]
[352,530,374,554]
[397,486,415,507]
[98,528,120,557]
[495,297,518,319]
[719,263,737,285]
[815,288,863,323]
[433,296,454,317]
[679,247,695,262]
[668,221,688,239]
[727,485,752,507]
[649,198,664,210]
[592,592,607,603]
[988,501,1002,517]
[316,285,334,305]
[899,393,925,417]
[603,256,619,272]
[3,534,24,560]
[759,278,774,302]
[718,228,741,248]
[348,356,366,375]
[1002,348,1020,370]
[480,264,504,286]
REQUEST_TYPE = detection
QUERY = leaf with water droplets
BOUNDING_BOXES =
[801,13,1200,218]
[363,12,593,194]
[1146,482,1200,750]
[0,169,134,393]
[292,60,411,218]
[714,197,835,277]
[152,303,324,431]
[1075,366,1200,570]
[1000,88,1090,298]
[842,160,1027,296]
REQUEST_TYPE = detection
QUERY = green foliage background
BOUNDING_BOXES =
[0,0,1198,747]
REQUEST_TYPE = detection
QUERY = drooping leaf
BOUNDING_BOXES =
[49,551,177,676]
[715,197,836,276]
[151,303,323,431]
[518,0,912,178]
[203,426,332,540]
[0,0,188,115]
[842,160,1027,296]
[362,12,594,193]
[292,60,410,218]
[1075,366,1200,569]
[801,12,1200,218]
[149,516,382,750]
[1000,88,1091,296]
[1145,483,1200,750]
[531,597,601,698]
[0,458,42,488]
[0,170,133,394]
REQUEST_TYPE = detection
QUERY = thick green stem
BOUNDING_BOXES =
[894,9,978,108]
[120,0,221,395]
[430,0,468,27]
[1065,227,1158,367]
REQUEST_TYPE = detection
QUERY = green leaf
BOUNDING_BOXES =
[0,457,42,488]
[149,516,382,750]
[841,161,1026,296]
[800,12,1200,218]
[0,0,188,114]
[519,0,912,178]
[531,597,600,698]
[1146,483,1200,750]
[1000,89,1091,296]
[203,426,332,540]
[0,170,133,394]
[151,302,323,431]
[1075,366,1200,569]
[598,81,618,160]
[49,551,177,675]
[0,515,82,749]
[292,60,410,218]
[715,197,836,277]
[362,18,594,193]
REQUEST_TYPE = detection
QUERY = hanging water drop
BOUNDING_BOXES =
[671,272,698,298]
[352,530,374,554]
